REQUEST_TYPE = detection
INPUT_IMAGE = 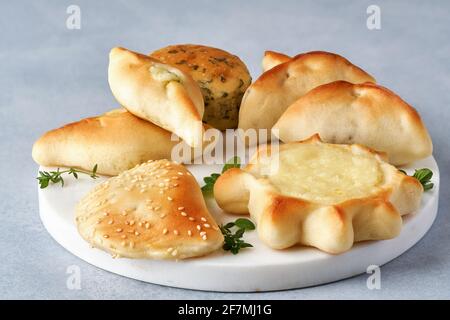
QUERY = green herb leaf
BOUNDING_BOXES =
[399,168,433,191]
[235,218,256,230]
[219,218,255,254]
[201,157,241,196]
[37,164,99,189]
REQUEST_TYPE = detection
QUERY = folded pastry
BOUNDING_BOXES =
[151,44,252,130]
[32,108,201,176]
[214,135,423,254]
[238,51,375,135]
[273,81,433,165]
[262,50,291,72]
[108,47,204,147]
[76,159,224,259]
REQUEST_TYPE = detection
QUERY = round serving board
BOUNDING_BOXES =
[38,156,439,292]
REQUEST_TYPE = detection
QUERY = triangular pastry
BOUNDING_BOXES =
[108,47,205,147]
[238,51,375,135]
[273,81,433,165]
[214,135,423,254]
[32,108,202,176]
[76,159,224,259]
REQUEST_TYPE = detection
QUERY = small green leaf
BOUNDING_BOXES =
[36,164,99,189]
[235,218,256,230]
[398,168,433,191]
[413,168,433,183]
[219,218,255,255]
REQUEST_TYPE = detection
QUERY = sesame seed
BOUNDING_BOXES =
[201,217,207,222]
[196,225,201,231]
[103,212,109,216]
[173,230,179,235]
[200,231,206,236]
[138,222,143,227]
[103,235,109,239]
[173,183,179,187]
[134,231,140,236]
[187,230,192,236]
[178,206,185,210]
[116,228,123,233]
[120,235,127,239]
[167,247,173,252]
[129,220,135,226]
[163,228,168,235]
[202,235,207,241]
[189,217,195,221]
[177,172,183,175]
[171,249,178,256]
[145,223,150,229]
[160,213,166,219]
[203,223,211,228]
[181,211,187,217]
[154,206,161,211]
[167,196,173,201]
[108,220,114,225]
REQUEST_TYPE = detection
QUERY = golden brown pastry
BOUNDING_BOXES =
[32,108,204,176]
[214,135,423,254]
[151,44,252,130]
[273,81,433,165]
[108,47,204,147]
[76,159,224,259]
[238,51,375,136]
[262,50,291,71]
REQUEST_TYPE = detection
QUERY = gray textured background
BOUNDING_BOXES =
[1,0,449,299]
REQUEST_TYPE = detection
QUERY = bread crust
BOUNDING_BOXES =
[273,81,433,165]
[214,135,423,254]
[76,160,224,259]
[108,47,204,147]
[262,50,291,72]
[151,44,252,130]
[238,51,375,135]
[32,109,202,176]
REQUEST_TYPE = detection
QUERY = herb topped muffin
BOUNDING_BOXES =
[151,44,252,130]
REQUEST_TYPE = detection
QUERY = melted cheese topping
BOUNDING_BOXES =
[149,65,181,83]
[266,144,383,204]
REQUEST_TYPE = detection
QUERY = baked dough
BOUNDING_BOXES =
[108,47,204,147]
[262,50,291,72]
[273,81,433,165]
[238,51,375,135]
[151,44,252,130]
[76,159,224,259]
[32,108,203,176]
[214,135,423,254]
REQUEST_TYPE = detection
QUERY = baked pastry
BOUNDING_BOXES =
[151,44,252,130]
[108,47,204,147]
[238,51,375,136]
[32,108,204,176]
[214,135,423,254]
[76,159,224,259]
[273,81,433,165]
[262,50,291,71]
